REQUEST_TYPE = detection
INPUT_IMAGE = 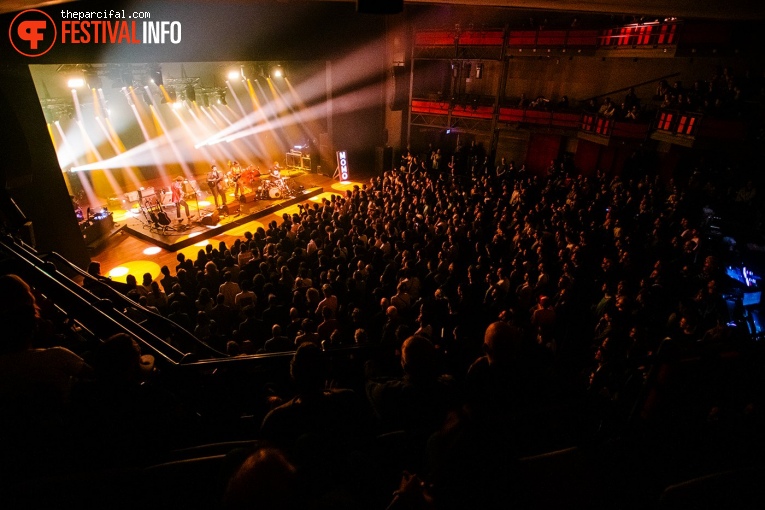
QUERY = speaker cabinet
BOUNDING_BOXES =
[391,64,408,111]
[375,146,394,175]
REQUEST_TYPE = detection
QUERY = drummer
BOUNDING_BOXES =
[269,162,282,181]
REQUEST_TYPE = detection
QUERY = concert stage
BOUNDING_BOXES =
[90,174,363,285]
[117,172,327,252]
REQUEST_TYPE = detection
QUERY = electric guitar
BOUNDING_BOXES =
[207,171,224,191]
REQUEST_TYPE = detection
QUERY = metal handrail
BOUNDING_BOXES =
[0,236,186,364]
[43,251,226,360]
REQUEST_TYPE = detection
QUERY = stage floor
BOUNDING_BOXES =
[109,171,324,249]
[89,174,363,284]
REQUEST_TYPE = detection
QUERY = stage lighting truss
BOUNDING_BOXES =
[164,77,202,106]
[40,97,74,123]
[53,63,227,111]
[223,62,259,82]
[194,86,228,107]
[225,62,282,82]
[57,63,163,91]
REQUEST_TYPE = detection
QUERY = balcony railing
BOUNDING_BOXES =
[414,21,682,51]
[654,110,702,137]
[598,22,679,47]
[412,99,654,139]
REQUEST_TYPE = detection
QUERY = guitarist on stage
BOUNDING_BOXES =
[172,176,192,221]
[230,161,243,198]
[207,164,226,209]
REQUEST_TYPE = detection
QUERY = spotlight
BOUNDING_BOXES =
[109,267,129,278]
[161,86,177,104]
[139,87,152,105]
[149,63,163,86]
[218,90,227,105]
[172,101,183,110]
[227,70,240,81]
[271,65,283,79]
[123,87,135,107]
[68,78,85,88]
[475,63,483,79]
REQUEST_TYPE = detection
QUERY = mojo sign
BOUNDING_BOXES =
[336,150,349,181]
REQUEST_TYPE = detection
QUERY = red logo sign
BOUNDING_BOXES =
[9,9,57,57]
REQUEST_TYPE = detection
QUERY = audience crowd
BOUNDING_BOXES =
[2,136,764,508]
[516,64,761,123]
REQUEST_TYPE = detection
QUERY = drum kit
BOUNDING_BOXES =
[259,177,292,199]
[141,167,293,217]
[195,163,295,201]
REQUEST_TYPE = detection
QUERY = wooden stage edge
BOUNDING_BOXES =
[123,187,324,252]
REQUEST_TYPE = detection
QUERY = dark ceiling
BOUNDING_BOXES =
[1,0,763,20]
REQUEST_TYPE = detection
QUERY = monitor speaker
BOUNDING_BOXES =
[239,191,259,203]
[201,210,220,225]
[222,203,239,215]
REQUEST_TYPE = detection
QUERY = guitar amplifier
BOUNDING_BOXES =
[182,180,198,194]
[160,189,174,205]
[143,195,160,209]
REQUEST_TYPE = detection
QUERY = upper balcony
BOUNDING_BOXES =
[413,20,682,59]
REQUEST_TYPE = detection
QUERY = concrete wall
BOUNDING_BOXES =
[0,65,90,267]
